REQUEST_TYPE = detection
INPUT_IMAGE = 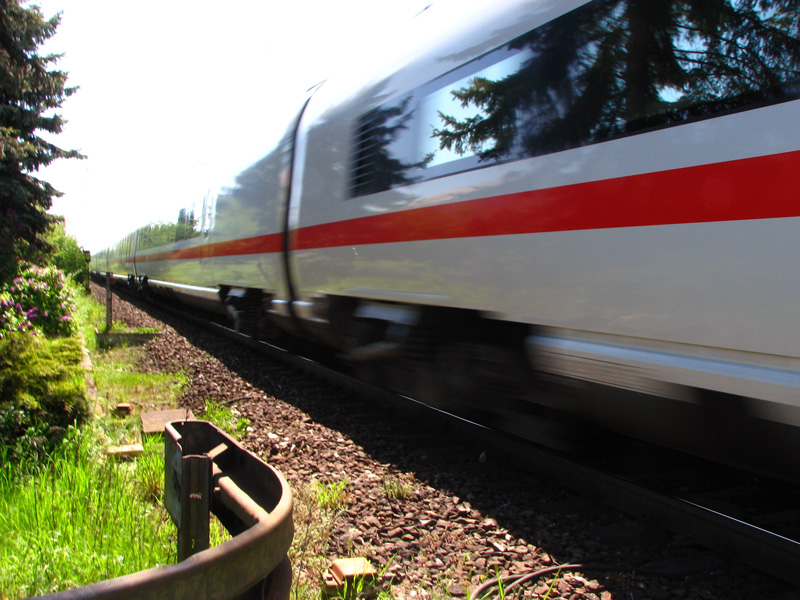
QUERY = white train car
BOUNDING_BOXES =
[97,0,800,479]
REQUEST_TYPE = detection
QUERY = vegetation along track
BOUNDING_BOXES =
[91,282,800,600]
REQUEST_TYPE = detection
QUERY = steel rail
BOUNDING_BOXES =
[499,435,800,585]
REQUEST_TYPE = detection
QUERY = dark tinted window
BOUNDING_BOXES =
[351,96,423,197]
[351,0,800,196]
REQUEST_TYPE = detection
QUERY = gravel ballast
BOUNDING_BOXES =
[92,284,799,600]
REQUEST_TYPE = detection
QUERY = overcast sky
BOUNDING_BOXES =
[35,0,432,252]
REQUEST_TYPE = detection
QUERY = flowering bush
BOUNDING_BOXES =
[0,264,77,338]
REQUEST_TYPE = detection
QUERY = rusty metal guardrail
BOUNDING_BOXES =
[32,420,293,600]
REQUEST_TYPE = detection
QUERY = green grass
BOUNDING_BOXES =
[382,475,414,502]
[3,285,357,600]
[0,287,195,597]
[290,482,345,600]
[73,287,106,351]
[107,321,160,335]
[93,348,188,415]
[203,399,250,441]
[135,434,166,502]
[312,478,349,511]
[0,423,175,598]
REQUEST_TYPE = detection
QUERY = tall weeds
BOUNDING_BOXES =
[0,424,175,597]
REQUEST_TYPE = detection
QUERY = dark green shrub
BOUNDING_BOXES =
[0,333,88,457]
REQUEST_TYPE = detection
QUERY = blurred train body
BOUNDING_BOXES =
[93,0,800,480]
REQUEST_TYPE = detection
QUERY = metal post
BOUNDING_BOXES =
[177,454,212,561]
[105,272,112,332]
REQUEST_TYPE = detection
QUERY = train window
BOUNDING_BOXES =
[174,205,201,242]
[202,190,217,237]
[351,0,800,196]
[351,95,421,197]
[416,47,535,179]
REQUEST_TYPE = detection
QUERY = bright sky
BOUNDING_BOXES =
[35,0,432,252]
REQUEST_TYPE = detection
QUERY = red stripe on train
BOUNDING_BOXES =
[137,232,283,263]
[292,150,800,250]
[138,150,799,262]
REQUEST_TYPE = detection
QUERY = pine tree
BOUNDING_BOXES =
[0,0,83,283]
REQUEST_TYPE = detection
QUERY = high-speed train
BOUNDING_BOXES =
[93,0,800,480]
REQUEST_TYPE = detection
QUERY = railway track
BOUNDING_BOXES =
[508,436,800,584]
[186,302,800,587]
[98,282,800,596]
